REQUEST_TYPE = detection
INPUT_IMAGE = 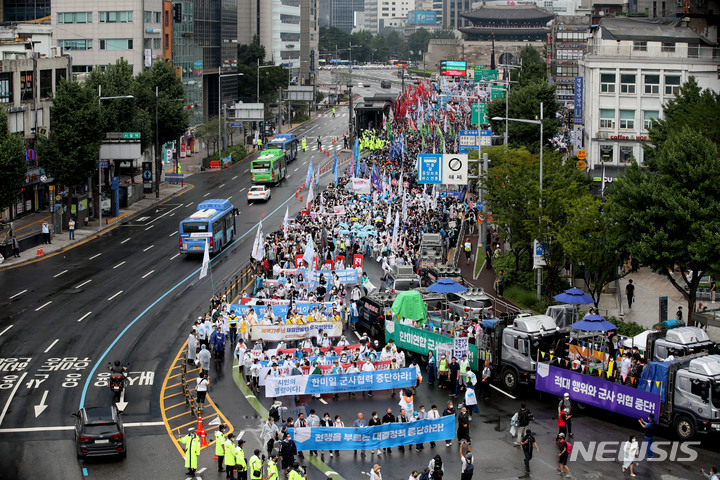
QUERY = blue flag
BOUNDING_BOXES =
[305,161,314,187]
[333,151,339,185]
[371,166,382,192]
[353,138,360,177]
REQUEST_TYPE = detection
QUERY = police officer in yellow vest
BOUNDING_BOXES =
[266,452,280,480]
[248,448,264,480]
[179,427,201,476]
[257,137,262,150]
[224,433,237,479]
[288,462,307,480]
[301,137,307,152]
[215,424,227,472]
[235,439,248,480]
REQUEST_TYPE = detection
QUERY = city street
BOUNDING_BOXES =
[0,72,717,480]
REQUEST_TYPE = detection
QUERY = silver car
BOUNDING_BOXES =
[447,288,493,320]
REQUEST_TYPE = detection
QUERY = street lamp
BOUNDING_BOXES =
[219,71,243,153]
[492,101,544,298]
[98,85,133,224]
[257,59,276,102]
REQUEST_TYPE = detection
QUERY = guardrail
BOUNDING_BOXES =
[180,352,198,418]
[451,220,467,267]
[207,260,256,313]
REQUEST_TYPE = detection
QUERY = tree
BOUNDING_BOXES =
[487,80,559,153]
[194,117,221,155]
[237,37,288,103]
[555,194,623,308]
[645,77,720,164]
[0,107,27,215]
[37,79,103,214]
[511,45,546,87]
[608,126,720,321]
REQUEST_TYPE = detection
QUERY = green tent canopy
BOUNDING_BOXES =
[391,290,427,323]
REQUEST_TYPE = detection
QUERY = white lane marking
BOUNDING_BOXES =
[169,213,175,217]
[77,312,92,323]
[490,383,516,400]
[319,398,328,404]
[145,225,155,231]
[89,253,102,260]
[53,270,68,278]
[107,291,123,301]
[142,270,155,279]
[239,187,246,192]
[237,430,245,439]
[227,196,232,200]
[113,261,126,269]
[232,176,238,180]
[121,237,131,244]
[186,202,193,207]
[35,301,52,312]
[219,184,225,189]
[147,204,183,225]
[0,325,13,337]
[43,339,59,353]
[294,167,299,172]
[0,421,165,433]
[143,245,154,252]
[203,192,210,197]
[9,290,27,299]
[123,421,166,427]
[169,230,178,237]
[170,253,181,260]
[0,372,27,427]
[75,280,92,289]
[244,394,256,399]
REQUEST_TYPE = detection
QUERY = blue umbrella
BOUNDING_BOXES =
[340,229,351,234]
[427,277,467,294]
[554,287,594,305]
[571,314,616,332]
[338,222,350,229]
[363,225,375,231]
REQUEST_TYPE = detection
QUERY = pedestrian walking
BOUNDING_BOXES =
[479,360,492,400]
[639,414,655,459]
[428,455,443,479]
[485,244,492,269]
[460,441,474,479]
[215,424,227,472]
[625,279,635,308]
[442,401,455,448]
[710,276,717,304]
[558,408,570,437]
[448,357,460,396]
[457,406,471,444]
[427,405,440,448]
[463,238,472,265]
[261,417,280,456]
[179,427,201,476]
[279,433,297,475]
[558,392,573,436]
[11,235,20,257]
[495,270,504,296]
[556,432,571,477]
[317,137,322,150]
[520,429,539,474]
[41,221,51,244]
[196,373,209,406]
[68,217,75,240]
[370,464,383,480]
[622,434,639,477]
[427,351,437,386]
[513,404,532,445]
[197,344,211,377]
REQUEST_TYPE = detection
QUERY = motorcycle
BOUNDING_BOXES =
[107,362,128,402]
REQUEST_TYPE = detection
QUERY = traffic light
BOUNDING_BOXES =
[173,3,182,23]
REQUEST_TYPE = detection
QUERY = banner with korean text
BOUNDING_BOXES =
[250,322,343,341]
[385,321,481,370]
[535,363,660,418]
[288,415,455,451]
[264,368,417,397]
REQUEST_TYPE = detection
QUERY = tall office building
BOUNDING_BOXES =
[443,0,472,30]
[172,1,203,125]
[3,0,51,21]
[319,0,365,33]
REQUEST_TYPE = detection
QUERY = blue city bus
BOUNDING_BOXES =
[266,133,299,162]
[179,199,236,254]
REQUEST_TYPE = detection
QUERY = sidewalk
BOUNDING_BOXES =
[0,180,191,270]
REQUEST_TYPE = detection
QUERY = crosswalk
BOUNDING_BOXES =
[317,112,349,118]
[309,144,347,152]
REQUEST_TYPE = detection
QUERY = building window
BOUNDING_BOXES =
[633,41,647,51]
[620,146,634,163]
[600,145,614,162]
[661,42,675,52]
[620,74,636,94]
[644,74,660,94]
[144,38,152,49]
[280,14,301,24]
[153,38,161,49]
[600,73,615,93]
[665,75,681,95]
[55,68,66,87]
[58,12,92,23]
[100,39,134,50]
[619,110,635,129]
[600,109,615,129]
[281,33,301,42]
[688,43,699,57]
[59,39,93,50]
[20,72,33,102]
[99,11,134,23]
[643,110,659,130]
[39,70,52,99]
[144,11,151,22]
[155,11,161,23]
[0,72,12,104]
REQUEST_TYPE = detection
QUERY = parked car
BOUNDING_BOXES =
[380,80,391,89]
[73,406,126,459]
[447,288,494,320]
[247,185,271,203]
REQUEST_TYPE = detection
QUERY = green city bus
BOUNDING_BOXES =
[250,148,287,184]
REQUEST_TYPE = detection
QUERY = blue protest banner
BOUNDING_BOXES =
[264,368,417,397]
[288,415,455,451]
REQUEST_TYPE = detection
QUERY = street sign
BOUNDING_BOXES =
[122,132,141,139]
[577,149,587,160]
[471,104,487,125]
[142,161,153,193]
[40,175,47,183]
[479,129,492,146]
[491,87,505,100]
[442,154,468,185]
[533,240,547,268]
[474,69,498,82]
[418,154,442,184]
[576,160,587,170]
[111,176,120,190]
[459,130,479,148]
[229,123,243,128]
[99,161,109,168]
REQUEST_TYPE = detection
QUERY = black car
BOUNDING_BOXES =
[380,80,391,89]
[73,406,126,459]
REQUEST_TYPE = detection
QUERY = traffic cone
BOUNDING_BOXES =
[299,194,303,202]
[196,413,208,447]
[295,189,298,198]
[36,245,44,256]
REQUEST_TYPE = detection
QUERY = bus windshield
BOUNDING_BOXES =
[182,221,209,233]
[267,142,283,150]
[252,161,271,169]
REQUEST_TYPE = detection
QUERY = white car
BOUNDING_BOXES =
[247,185,271,203]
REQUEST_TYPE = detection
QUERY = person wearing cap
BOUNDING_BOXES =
[289,462,307,480]
[556,432,571,477]
[428,455,443,479]
[215,424,227,472]
[235,439,247,480]
[261,416,280,456]
[188,329,198,365]
[520,429,539,474]
[279,432,298,474]
[178,427,201,476]
[460,440,474,479]
[457,406,471,445]
[248,448,264,480]
[266,453,279,480]
[558,392,573,436]
[197,344,211,377]
[370,464,383,480]
[224,433,237,479]
[458,354,470,391]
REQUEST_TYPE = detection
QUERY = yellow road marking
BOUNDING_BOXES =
[167,410,193,421]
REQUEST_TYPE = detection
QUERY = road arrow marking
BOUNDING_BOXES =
[34,390,49,417]
[116,389,128,412]
[207,416,222,426]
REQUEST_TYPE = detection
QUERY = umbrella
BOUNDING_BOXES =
[571,314,616,332]
[352,222,363,230]
[554,287,594,305]
[340,229,351,234]
[338,222,349,229]
[427,278,467,294]
[363,225,375,231]
[391,290,427,322]
[356,231,369,238]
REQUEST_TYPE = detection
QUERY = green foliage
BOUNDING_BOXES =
[511,46,546,87]
[237,37,288,104]
[493,252,534,291]
[194,117,220,155]
[37,79,103,188]
[0,108,27,212]
[608,126,720,315]
[612,317,646,338]
[645,77,720,165]
[487,81,559,153]
[207,144,247,163]
[292,114,310,123]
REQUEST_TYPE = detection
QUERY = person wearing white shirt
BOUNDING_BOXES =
[337,336,350,348]
[620,353,632,383]
[426,405,440,448]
